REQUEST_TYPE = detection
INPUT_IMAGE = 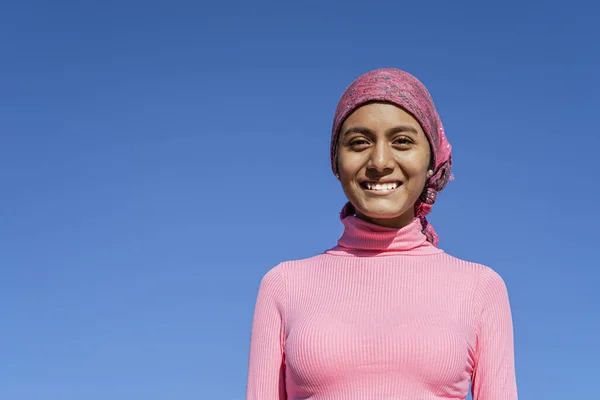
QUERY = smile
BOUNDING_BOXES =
[360,181,401,194]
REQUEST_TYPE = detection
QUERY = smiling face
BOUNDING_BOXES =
[336,102,432,228]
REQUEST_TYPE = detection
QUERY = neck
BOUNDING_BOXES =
[326,215,442,257]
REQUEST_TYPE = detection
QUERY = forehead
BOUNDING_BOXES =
[341,102,424,132]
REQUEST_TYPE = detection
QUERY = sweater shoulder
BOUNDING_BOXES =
[271,253,331,271]
[437,251,496,275]
[437,252,509,297]
[258,253,329,283]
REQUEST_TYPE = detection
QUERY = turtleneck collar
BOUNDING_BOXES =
[325,216,443,257]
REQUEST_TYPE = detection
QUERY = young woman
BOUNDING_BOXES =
[246,68,517,400]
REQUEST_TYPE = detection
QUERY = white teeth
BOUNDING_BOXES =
[366,182,399,191]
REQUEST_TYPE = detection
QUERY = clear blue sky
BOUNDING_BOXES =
[1,1,598,399]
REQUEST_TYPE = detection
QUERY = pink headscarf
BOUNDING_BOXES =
[331,68,453,246]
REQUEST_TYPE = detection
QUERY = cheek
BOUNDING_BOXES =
[400,151,430,177]
[399,153,430,198]
[337,157,363,199]
[337,152,364,178]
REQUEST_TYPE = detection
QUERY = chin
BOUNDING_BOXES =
[359,208,399,218]
[350,197,414,224]
[359,200,406,216]
[357,205,409,220]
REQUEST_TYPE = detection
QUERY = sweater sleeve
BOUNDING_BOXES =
[471,267,518,400]
[246,266,287,400]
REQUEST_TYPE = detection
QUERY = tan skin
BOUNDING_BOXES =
[336,102,433,229]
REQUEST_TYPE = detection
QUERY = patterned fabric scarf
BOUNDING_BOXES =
[331,68,453,246]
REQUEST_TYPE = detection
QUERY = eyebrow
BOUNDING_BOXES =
[342,125,419,138]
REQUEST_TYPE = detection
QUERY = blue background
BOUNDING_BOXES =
[1,0,598,398]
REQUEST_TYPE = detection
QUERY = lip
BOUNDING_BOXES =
[359,180,402,196]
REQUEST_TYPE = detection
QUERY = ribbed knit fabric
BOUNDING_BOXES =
[247,217,517,400]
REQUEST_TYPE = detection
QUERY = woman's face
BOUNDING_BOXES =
[337,102,432,228]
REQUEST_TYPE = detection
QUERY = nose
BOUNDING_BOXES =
[367,141,395,173]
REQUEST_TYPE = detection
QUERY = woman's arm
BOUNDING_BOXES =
[471,267,518,400]
[246,266,287,400]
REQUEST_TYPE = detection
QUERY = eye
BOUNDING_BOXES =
[393,137,414,147]
[348,138,370,149]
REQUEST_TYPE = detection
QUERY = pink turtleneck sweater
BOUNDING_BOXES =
[247,217,517,400]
